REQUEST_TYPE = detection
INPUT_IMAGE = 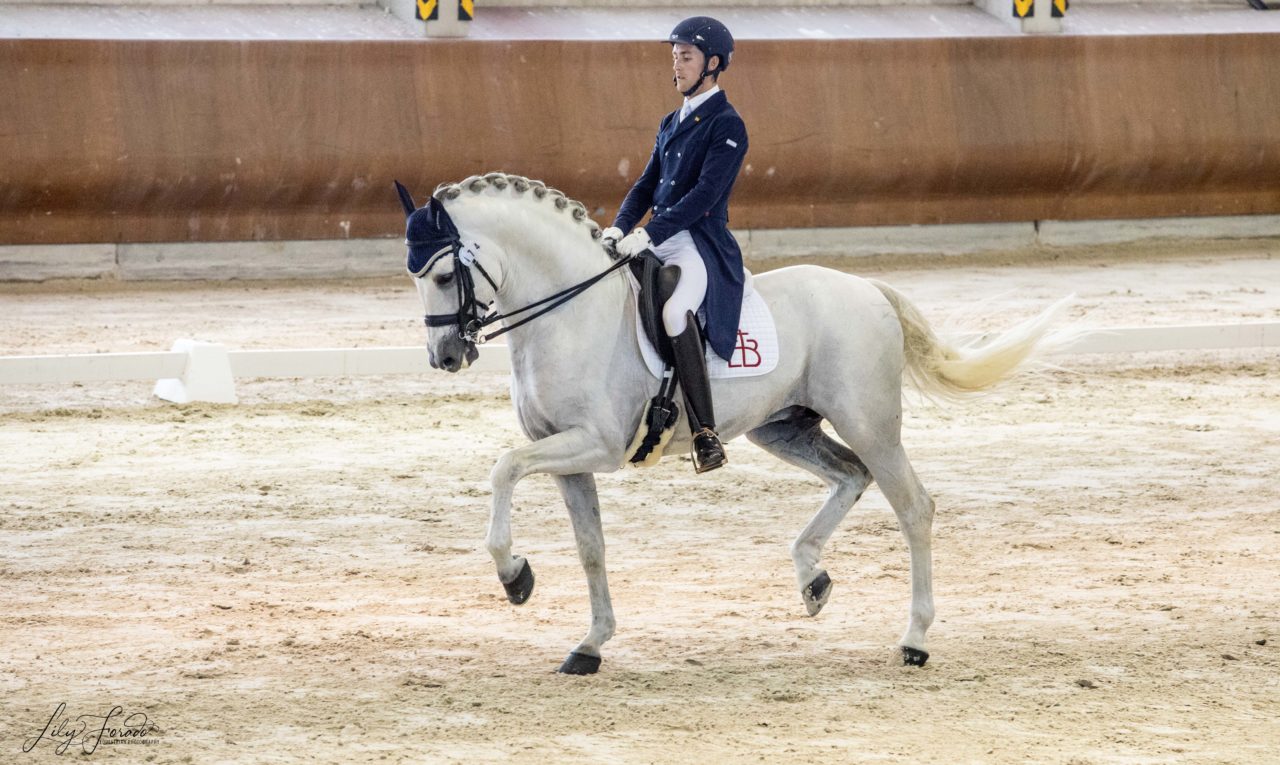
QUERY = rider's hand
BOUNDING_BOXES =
[600,226,624,248]
[616,228,653,257]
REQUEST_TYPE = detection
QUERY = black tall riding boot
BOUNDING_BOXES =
[669,312,726,473]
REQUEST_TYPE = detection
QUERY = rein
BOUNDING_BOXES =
[418,239,634,345]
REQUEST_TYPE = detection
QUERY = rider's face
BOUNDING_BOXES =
[672,43,717,95]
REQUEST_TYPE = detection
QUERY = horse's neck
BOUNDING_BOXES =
[480,242,632,370]
[500,257,633,368]
[449,194,643,381]
[498,248,620,319]
[451,195,613,314]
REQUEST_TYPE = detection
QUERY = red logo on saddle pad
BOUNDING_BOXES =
[729,330,762,368]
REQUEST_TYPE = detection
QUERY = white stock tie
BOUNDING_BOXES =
[679,103,691,122]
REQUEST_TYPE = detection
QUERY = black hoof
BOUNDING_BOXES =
[902,646,930,667]
[802,570,832,616]
[501,558,535,605]
[557,652,601,675]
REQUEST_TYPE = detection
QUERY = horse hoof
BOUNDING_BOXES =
[557,652,602,675]
[802,570,832,616]
[902,646,929,667]
[501,558,535,605]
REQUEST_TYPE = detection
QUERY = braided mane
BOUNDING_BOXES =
[433,172,603,241]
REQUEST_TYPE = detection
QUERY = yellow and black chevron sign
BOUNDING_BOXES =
[416,0,473,21]
[1015,0,1067,17]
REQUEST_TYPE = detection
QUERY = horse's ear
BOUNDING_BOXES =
[393,180,416,219]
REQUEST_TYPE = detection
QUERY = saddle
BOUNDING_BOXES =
[625,252,691,466]
[628,253,681,367]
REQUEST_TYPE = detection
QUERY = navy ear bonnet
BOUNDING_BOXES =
[406,198,462,277]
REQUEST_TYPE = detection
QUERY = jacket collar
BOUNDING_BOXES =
[665,90,728,141]
[682,85,721,118]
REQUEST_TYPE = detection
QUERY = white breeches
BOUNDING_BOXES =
[651,230,707,337]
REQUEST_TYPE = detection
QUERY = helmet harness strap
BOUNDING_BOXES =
[676,53,717,99]
[679,69,708,99]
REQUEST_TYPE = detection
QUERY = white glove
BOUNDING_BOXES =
[600,226,624,247]
[616,227,653,258]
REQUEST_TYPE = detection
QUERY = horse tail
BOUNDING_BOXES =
[867,279,1073,400]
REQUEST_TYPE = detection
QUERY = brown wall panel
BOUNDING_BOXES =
[0,34,1277,244]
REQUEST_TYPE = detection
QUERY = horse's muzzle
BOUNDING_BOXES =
[429,338,479,373]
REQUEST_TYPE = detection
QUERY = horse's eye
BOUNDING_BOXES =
[434,271,454,287]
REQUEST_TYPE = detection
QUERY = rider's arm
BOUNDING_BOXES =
[643,115,748,247]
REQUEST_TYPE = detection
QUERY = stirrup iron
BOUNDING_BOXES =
[691,427,726,473]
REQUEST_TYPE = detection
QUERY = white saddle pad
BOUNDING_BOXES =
[631,271,780,379]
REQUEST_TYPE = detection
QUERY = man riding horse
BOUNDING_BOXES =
[603,16,748,474]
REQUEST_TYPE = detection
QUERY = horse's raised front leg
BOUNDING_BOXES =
[486,427,612,605]
[552,473,614,675]
[747,407,873,617]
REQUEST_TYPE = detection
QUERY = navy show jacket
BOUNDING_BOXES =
[612,90,749,362]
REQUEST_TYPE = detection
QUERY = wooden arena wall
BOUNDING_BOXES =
[1,34,1277,245]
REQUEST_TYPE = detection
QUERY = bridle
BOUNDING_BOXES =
[412,238,500,344]
[413,235,635,346]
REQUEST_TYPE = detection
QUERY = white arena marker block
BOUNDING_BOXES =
[154,340,238,405]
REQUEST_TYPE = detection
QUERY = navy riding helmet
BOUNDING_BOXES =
[667,16,734,73]
[667,16,735,97]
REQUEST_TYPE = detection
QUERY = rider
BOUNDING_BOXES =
[603,16,749,474]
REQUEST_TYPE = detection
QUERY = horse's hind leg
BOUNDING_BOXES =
[871,446,934,666]
[552,473,615,675]
[747,407,873,617]
[832,419,936,667]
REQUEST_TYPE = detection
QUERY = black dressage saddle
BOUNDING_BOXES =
[628,252,682,367]
[623,251,692,463]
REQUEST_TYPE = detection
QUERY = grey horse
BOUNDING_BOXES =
[400,173,1069,675]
